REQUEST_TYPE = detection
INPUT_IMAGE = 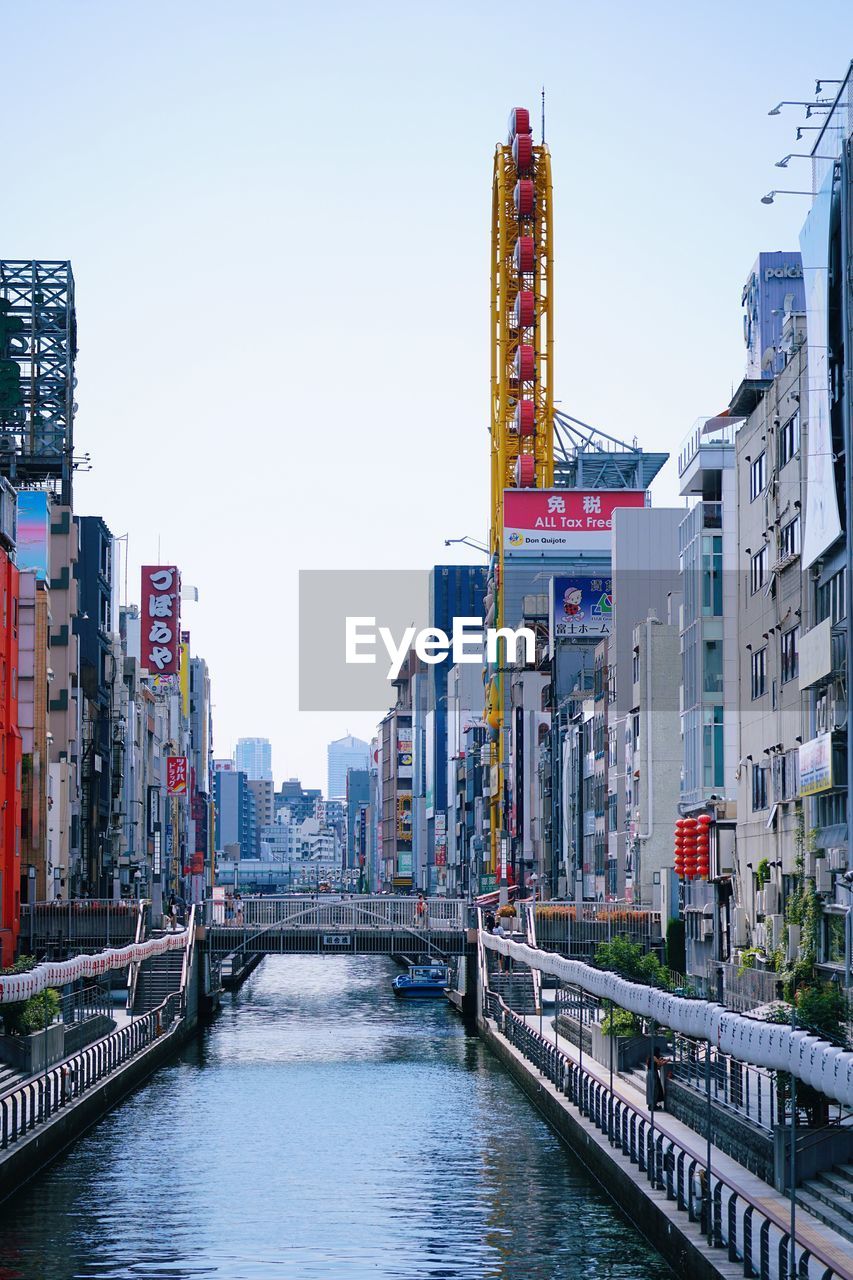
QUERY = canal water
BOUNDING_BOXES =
[0,956,672,1279]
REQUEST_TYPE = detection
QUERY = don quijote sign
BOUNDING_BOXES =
[141,565,181,675]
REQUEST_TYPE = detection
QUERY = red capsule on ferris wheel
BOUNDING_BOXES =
[513,400,535,436]
[514,236,535,274]
[513,344,535,381]
[514,455,536,487]
[512,290,535,329]
[507,107,531,142]
[512,132,533,174]
[514,180,535,216]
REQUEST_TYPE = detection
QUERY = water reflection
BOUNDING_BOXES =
[0,956,672,1279]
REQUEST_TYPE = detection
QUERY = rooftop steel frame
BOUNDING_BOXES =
[0,260,76,503]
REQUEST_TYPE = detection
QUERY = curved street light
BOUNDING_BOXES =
[760,190,814,204]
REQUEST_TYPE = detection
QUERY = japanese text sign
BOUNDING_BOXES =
[167,756,189,796]
[503,490,646,553]
[141,565,181,675]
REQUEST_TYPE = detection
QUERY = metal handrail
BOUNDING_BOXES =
[0,987,184,1154]
[126,899,148,1013]
[206,895,467,932]
[484,987,852,1280]
[178,906,196,1014]
[214,902,450,961]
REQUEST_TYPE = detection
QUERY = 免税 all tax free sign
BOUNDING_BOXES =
[503,489,646,553]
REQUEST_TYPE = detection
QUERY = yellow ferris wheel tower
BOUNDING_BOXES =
[486,105,554,878]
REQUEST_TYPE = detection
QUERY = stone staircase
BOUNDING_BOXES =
[796,1164,853,1244]
[0,1063,25,1094]
[132,948,185,1015]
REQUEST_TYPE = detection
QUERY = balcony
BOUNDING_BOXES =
[678,416,740,494]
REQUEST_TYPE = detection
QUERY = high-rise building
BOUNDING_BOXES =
[345,769,369,869]
[327,734,369,800]
[276,778,322,824]
[214,769,254,860]
[235,736,272,781]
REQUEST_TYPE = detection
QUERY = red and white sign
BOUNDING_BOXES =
[141,565,181,674]
[503,490,646,552]
[166,755,189,796]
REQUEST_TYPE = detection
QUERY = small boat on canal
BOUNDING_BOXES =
[392,963,450,999]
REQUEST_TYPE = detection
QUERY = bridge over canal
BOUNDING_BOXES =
[202,896,473,957]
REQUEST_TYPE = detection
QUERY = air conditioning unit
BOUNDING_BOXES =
[732,906,749,948]
[764,883,780,915]
[816,862,832,894]
[756,889,765,917]
[804,853,817,878]
[701,916,714,939]
[786,924,801,963]
[767,914,784,947]
[828,847,847,871]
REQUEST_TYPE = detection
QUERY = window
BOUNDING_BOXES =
[752,763,769,811]
[816,570,846,625]
[750,452,766,501]
[779,411,800,468]
[751,546,769,594]
[703,638,723,693]
[702,535,723,615]
[632,648,639,684]
[751,647,767,699]
[780,516,800,560]
[703,705,724,789]
[780,627,799,684]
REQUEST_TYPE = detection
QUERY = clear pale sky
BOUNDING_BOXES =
[3,1,849,789]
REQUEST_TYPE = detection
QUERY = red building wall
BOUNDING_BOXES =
[0,550,21,966]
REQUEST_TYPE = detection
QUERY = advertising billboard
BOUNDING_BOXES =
[179,633,190,718]
[167,755,189,796]
[549,574,613,649]
[17,491,50,580]
[503,489,645,554]
[396,792,412,844]
[799,733,833,797]
[397,726,413,779]
[141,565,181,675]
[800,170,842,566]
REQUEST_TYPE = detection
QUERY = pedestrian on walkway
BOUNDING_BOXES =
[235,893,244,927]
[493,917,509,972]
[168,895,178,932]
[415,893,428,929]
[646,1053,665,1110]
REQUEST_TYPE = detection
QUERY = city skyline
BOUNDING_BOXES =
[4,1,849,785]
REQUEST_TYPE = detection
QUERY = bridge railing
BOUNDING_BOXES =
[204,896,467,932]
[21,900,145,954]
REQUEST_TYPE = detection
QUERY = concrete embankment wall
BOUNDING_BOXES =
[477,1015,732,1280]
[0,1018,196,1205]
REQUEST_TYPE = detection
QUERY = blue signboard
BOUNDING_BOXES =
[549,575,613,643]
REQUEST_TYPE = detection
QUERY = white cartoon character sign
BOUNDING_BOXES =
[562,586,584,620]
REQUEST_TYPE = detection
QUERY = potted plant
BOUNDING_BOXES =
[497,903,517,933]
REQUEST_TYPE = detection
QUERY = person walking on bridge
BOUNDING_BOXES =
[415,892,429,930]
